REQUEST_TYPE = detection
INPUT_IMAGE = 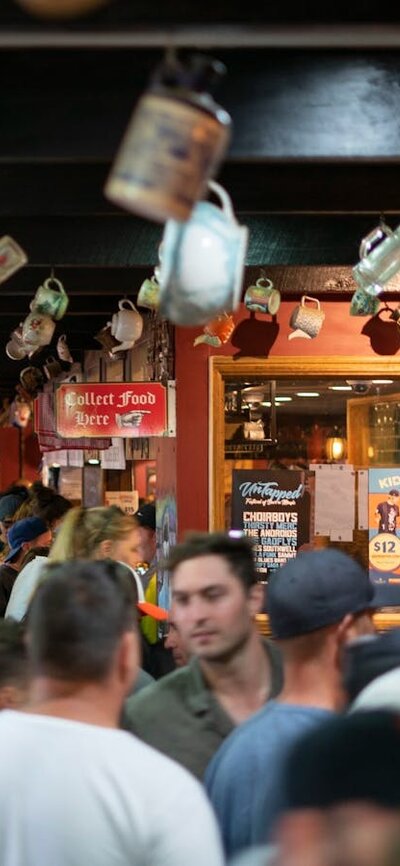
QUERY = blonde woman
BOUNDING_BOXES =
[7,506,163,625]
[49,505,142,569]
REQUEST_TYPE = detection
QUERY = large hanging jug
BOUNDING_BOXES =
[105,53,231,223]
[353,221,400,296]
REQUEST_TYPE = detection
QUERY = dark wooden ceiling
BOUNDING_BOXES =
[1,1,400,396]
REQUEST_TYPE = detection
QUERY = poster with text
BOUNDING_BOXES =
[369,468,400,587]
[231,470,311,577]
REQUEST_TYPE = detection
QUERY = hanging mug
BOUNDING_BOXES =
[349,287,380,317]
[6,323,27,360]
[22,310,56,348]
[194,312,235,347]
[20,366,44,396]
[56,334,73,363]
[244,277,281,315]
[137,276,160,311]
[353,221,400,296]
[159,180,248,326]
[30,277,69,320]
[43,356,63,380]
[289,296,325,339]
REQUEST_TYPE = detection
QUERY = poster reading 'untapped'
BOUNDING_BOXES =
[369,468,400,586]
[231,470,310,577]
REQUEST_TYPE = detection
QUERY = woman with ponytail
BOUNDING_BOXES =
[6,506,144,622]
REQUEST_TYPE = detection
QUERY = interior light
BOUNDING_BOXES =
[371,379,394,384]
[87,458,100,465]
[296,392,320,398]
[51,462,61,469]
[326,436,347,461]
[261,401,271,407]
[329,386,352,391]
[275,396,292,402]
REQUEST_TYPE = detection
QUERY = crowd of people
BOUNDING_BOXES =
[1,479,400,865]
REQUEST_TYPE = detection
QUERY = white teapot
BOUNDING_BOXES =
[108,299,143,351]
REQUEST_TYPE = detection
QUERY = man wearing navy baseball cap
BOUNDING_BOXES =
[0,517,51,614]
[205,548,377,858]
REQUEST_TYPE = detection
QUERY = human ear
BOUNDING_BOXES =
[97,539,113,559]
[248,582,265,617]
[117,631,140,695]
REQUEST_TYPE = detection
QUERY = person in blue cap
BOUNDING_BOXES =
[205,548,377,859]
[0,516,51,615]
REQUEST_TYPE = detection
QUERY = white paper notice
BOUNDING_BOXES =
[104,490,139,515]
[100,438,126,470]
[42,450,68,467]
[314,464,355,536]
[330,529,354,542]
[68,450,84,468]
[357,470,369,530]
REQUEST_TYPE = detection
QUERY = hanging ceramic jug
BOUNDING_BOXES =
[159,180,248,326]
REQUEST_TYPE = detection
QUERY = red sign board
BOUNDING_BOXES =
[56,382,168,438]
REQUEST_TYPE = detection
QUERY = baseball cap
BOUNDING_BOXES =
[5,516,49,563]
[117,561,168,621]
[283,710,400,809]
[267,548,376,639]
[135,503,156,531]
[0,494,25,523]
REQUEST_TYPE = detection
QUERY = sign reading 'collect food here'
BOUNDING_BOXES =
[56,382,167,438]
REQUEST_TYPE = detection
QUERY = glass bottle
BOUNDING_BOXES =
[105,53,231,223]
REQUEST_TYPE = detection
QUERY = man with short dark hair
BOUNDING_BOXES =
[122,532,283,779]
[0,559,224,866]
[205,548,376,858]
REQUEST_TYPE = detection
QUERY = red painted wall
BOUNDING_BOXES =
[175,300,394,537]
[0,427,21,490]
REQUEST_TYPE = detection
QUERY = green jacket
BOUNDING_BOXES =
[121,640,283,780]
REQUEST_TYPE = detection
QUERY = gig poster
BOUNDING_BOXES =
[231,470,311,577]
[368,468,400,593]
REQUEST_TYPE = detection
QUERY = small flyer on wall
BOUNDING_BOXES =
[368,468,400,587]
[231,470,311,577]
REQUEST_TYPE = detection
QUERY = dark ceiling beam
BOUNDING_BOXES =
[1,0,400,26]
[0,214,386,269]
[1,161,400,216]
[2,50,400,160]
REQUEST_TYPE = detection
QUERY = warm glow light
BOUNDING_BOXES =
[87,458,100,465]
[329,386,352,391]
[275,396,292,402]
[368,446,375,458]
[261,401,271,407]
[296,392,320,397]
[372,379,394,384]
[326,437,347,461]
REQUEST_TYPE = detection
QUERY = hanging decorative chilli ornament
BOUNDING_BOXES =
[193,312,235,347]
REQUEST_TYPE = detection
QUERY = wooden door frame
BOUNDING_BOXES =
[210,354,400,630]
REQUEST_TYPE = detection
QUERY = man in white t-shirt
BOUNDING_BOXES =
[0,559,224,866]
